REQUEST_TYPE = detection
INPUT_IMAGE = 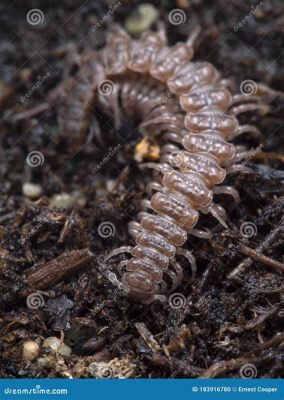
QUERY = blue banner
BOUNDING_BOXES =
[1,379,284,400]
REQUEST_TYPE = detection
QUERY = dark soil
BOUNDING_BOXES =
[0,0,283,378]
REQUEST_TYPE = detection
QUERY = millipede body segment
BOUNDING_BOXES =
[56,26,264,304]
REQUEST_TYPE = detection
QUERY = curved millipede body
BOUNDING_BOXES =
[54,26,265,304]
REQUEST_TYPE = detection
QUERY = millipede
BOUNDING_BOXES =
[52,25,267,304]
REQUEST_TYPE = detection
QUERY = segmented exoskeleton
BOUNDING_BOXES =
[54,25,266,303]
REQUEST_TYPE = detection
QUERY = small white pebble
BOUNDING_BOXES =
[106,180,116,192]
[49,192,86,209]
[125,4,159,35]
[43,336,72,356]
[22,183,42,198]
[37,355,56,369]
[49,193,73,208]
[22,341,40,361]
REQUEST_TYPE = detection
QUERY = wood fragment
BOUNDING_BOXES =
[229,214,284,279]
[10,102,49,122]
[244,306,278,330]
[199,332,284,378]
[134,322,161,352]
[25,249,94,289]
[150,353,203,377]
[239,244,284,273]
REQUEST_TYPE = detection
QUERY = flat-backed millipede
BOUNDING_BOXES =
[53,25,266,304]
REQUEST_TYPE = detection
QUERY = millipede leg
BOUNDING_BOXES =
[171,259,184,283]
[117,259,129,275]
[139,162,172,174]
[146,294,167,304]
[176,248,197,278]
[226,164,251,174]
[218,78,235,91]
[213,185,240,203]
[187,228,212,239]
[156,21,167,42]
[162,132,182,145]
[161,144,180,154]
[167,260,183,291]
[140,199,152,210]
[146,181,164,193]
[232,124,261,139]
[104,246,133,262]
[231,94,260,104]
[208,203,228,229]
[229,149,257,163]
[186,25,201,48]
[128,221,142,239]
[229,103,269,116]
[160,279,168,293]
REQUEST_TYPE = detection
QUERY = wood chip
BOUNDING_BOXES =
[25,249,94,289]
